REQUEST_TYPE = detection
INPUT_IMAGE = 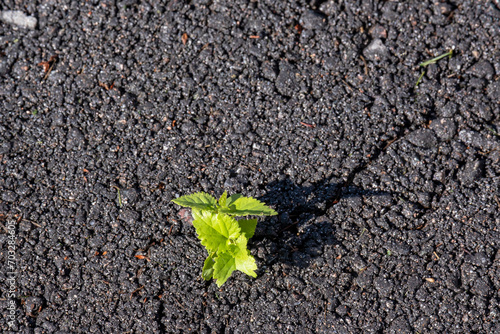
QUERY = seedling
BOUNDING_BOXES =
[486,127,500,137]
[415,49,454,87]
[172,191,277,286]
[418,49,453,67]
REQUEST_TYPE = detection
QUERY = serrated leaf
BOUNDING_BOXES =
[233,236,257,277]
[219,196,278,216]
[202,253,215,280]
[192,211,241,253]
[235,252,257,278]
[213,252,236,287]
[218,191,228,208]
[171,192,217,211]
[191,208,203,221]
[237,218,258,239]
[226,193,243,206]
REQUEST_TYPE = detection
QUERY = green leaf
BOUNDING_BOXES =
[218,191,228,208]
[192,211,241,253]
[191,208,202,221]
[235,252,257,278]
[219,196,278,216]
[237,218,258,239]
[213,253,236,287]
[233,235,257,277]
[171,192,217,211]
[226,193,243,207]
[202,253,215,280]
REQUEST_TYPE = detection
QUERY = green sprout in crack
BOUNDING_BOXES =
[419,49,453,67]
[171,191,277,287]
[486,127,500,137]
[415,49,454,88]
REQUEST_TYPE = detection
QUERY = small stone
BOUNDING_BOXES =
[24,296,44,315]
[389,316,411,333]
[1,10,37,30]
[319,0,339,16]
[2,190,17,202]
[261,61,277,81]
[66,128,85,151]
[458,130,492,150]
[474,103,493,122]
[472,278,491,297]
[336,304,348,316]
[300,10,327,30]
[458,159,485,186]
[178,208,193,225]
[369,25,387,39]
[407,129,437,148]
[439,101,458,117]
[181,120,196,134]
[468,60,495,80]
[430,118,457,141]
[121,188,139,205]
[0,141,12,154]
[235,121,251,134]
[416,191,432,208]
[223,177,242,191]
[120,92,137,108]
[435,2,454,15]
[472,252,491,267]
[275,62,300,97]
[118,209,140,224]
[374,276,393,297]
[363,39,389,61]
[350,255,367,271]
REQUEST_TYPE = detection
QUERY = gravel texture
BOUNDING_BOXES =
[0,0,499,333]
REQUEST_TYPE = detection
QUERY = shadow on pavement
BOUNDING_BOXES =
[255,176,391,269]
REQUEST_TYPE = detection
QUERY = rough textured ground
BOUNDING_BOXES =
[1,0,499,333]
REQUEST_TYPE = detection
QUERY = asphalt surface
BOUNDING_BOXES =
[1,0,499,333]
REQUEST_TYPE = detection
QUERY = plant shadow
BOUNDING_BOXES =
[253,176,390,269]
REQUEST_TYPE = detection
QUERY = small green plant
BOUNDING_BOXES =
[415,49,453,87]
[172,191,277,286]
[418,49,453,67]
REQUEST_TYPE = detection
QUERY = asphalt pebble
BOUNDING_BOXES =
[458,159,485,186]
[300,10,327,30]
[363,39,389,61]
[1,10,37,29]
[430,118,457,141]
[467,60,495,80]
[407,129,437,148]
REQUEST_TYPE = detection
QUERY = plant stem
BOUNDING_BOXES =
[419,49,453,67]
